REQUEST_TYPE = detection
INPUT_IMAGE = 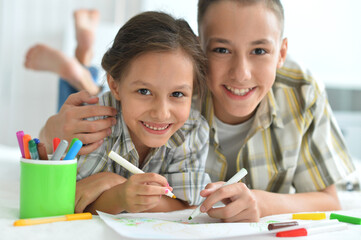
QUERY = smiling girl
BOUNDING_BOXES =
[75,11,211,214]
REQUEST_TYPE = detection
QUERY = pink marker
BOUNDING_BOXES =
[16,131,25,158]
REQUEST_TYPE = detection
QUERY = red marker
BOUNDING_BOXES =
[276,222,347,237]
[53,137,61,152]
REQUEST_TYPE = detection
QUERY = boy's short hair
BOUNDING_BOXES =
[197,0,285,37]
[102,11,207,98]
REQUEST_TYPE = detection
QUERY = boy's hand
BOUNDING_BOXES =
[199,181,260,222]
[75,172,126,213]
[40,91,117,155]
[118,173,173,213]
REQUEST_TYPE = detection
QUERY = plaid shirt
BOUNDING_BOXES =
[202,56,355,193]
[77,92,211,205]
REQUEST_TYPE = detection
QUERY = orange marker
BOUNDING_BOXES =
[23,134,32,159]
[53,137,61,152]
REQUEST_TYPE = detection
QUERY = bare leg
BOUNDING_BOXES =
[24,44,99,95]
[74,9,99,66]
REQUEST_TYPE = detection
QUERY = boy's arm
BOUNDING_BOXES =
[199,182,340,222]
[39,91,117,155]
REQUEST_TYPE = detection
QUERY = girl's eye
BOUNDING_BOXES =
[252,48,266,55]
[213,47,230,54]
[138,89,151,95]
[171,92,184,98]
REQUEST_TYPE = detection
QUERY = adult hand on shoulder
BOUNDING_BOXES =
[40,91,117,155]
[199,181,261,222]
[75,172,127,213]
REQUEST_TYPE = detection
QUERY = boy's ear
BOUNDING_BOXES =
[107,74,121,101]
[277,38,288,68]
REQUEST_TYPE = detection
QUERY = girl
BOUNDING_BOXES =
[75,11,210,214]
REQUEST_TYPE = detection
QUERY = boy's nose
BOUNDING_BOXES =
[229,55,251,82]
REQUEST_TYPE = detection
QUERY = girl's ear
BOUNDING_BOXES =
[277,37,288,69]
[107,74,121,101]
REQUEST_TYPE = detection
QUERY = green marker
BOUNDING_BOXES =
[28,140,39,160]
[330,213,361,225]
[69,138,79,149]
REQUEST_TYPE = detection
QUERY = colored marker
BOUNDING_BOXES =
[292,212,326,220]
[16,131,25,158]
[108,151,176,199]
[14,212,92,227]
[28,140,39,160]
[51,140,68,160]
[53,137,61,152]
[37,142,48,160]
[69,138,79,149]
[23,134,32,159]
[188,168,248,220]
[33,138,40,144]
[268,221,299,230]
[276,222,347,237]
[330,213,361,225]
[63,139,82,160]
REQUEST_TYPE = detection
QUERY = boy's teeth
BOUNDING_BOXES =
[226,86,252,96]
[143,122,169,131]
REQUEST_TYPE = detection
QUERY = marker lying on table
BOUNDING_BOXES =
[188,168,248,220]
[292,212,326,220]
[13,212,92,226]
[276,221,347,237]
[330,213,361,225]
[268,221,299,230]
[108,151,176,199]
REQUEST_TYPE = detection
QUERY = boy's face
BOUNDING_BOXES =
[108,50,193,151]
[199,1,287,124]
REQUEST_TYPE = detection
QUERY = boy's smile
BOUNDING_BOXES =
[199,1,287,125]
[108,49,194,154]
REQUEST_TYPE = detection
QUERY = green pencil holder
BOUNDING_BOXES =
[19,158,77,219]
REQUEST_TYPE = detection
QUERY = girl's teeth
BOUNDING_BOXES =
[143,122,169,131]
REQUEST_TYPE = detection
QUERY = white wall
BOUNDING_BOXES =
[1,0,360,151]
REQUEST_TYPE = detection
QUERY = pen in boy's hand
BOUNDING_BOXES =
[108,150,176,199]
[188,168,248,220]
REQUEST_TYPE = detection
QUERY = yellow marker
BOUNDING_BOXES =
[292,212,326,220]
[14,212,92,226]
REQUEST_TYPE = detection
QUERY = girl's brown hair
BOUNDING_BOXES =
[102,11,207,97]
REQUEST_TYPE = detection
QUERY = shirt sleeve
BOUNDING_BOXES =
[293,80,356,192]
[162,111,212,206]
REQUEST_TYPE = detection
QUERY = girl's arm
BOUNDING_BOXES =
[84,172,186,214]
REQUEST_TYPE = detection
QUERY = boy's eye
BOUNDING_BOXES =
[252,48,266,55]
[171,92,184,98]
[138,89,151,95]
[213,47,230,54]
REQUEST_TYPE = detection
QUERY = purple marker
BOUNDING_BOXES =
[16,131,25,158]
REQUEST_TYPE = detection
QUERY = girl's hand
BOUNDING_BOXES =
[75,172,126,213]
[199,181,261,222]
[118,173,173,213]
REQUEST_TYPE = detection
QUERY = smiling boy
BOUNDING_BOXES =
[197,0,355,222]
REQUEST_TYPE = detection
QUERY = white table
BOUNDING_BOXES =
[1,144,361,240]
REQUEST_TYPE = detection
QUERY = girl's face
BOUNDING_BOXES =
[199,1,287,124]
[108,49,194,151]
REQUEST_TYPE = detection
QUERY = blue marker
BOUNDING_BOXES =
[64,140,83,160]
[28,140,39,160]
[33,138,40,144]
